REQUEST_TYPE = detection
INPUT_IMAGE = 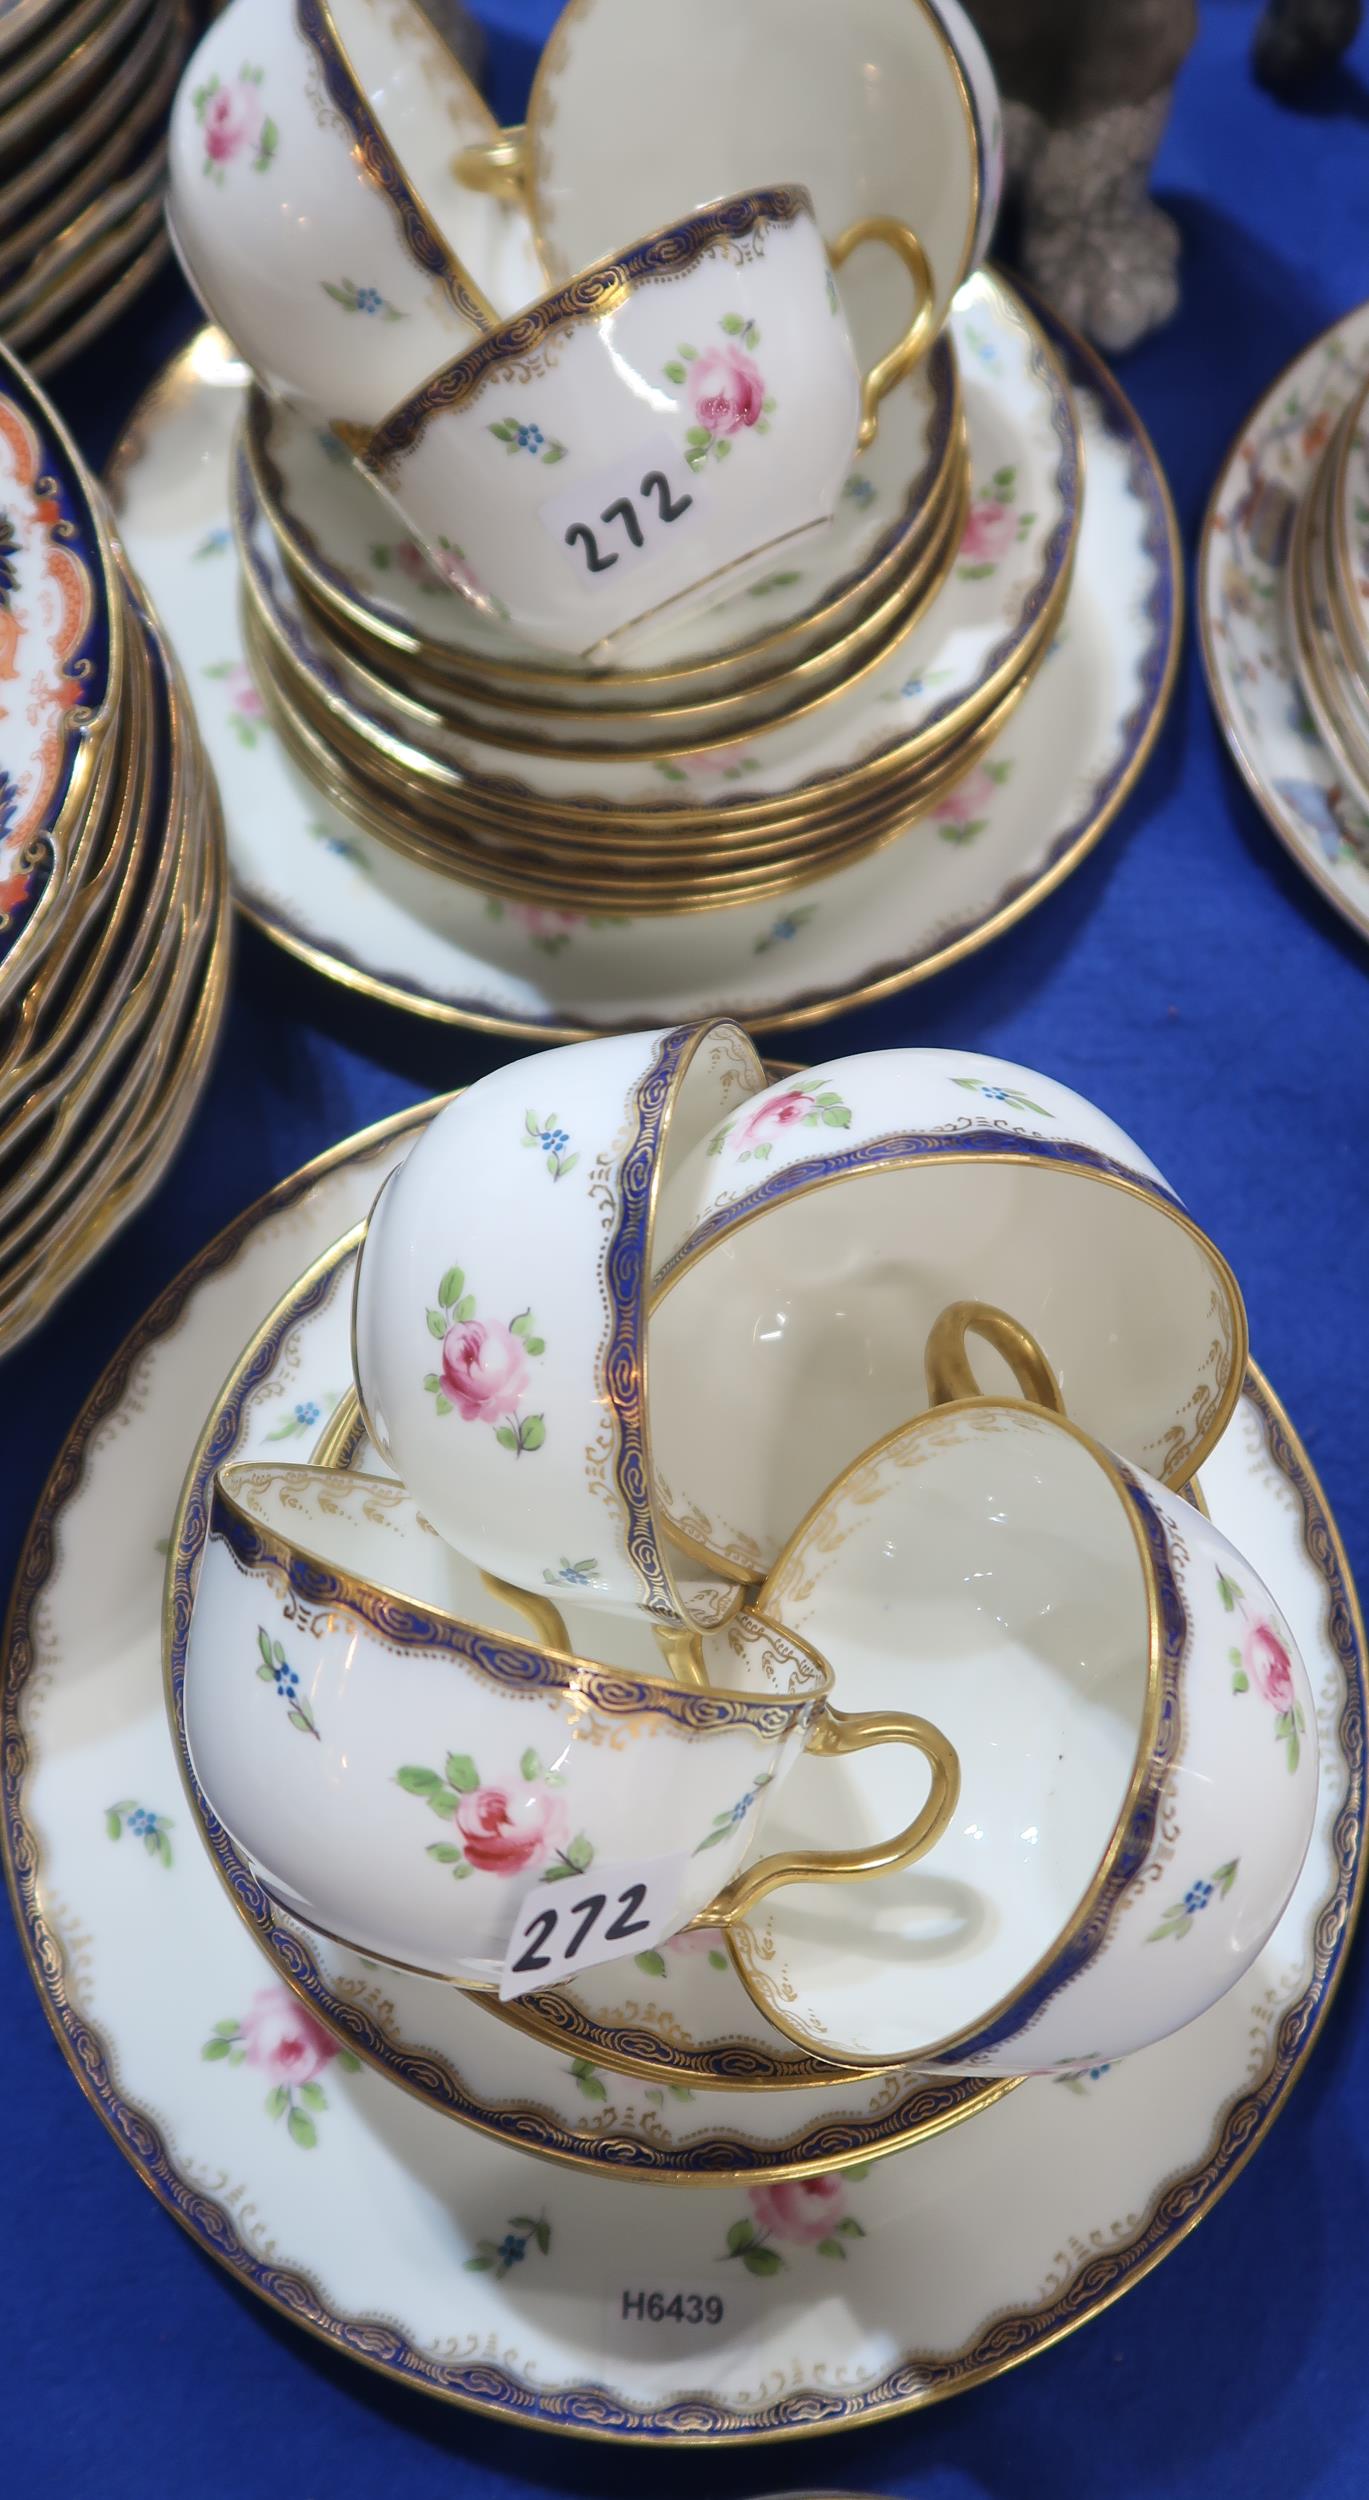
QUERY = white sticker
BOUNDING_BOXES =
[602,2276,744,2363]
[538,432,704,592]
[498,1847,697,2001]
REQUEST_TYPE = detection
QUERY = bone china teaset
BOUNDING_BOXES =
[0,0,1345,2442]
[159,0,1316,2225]
[180,1027,1317,2098]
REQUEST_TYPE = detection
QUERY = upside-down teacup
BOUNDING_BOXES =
[351,1021,767,1625]
[646,1047,1248,1619]
[354,184,936,659]
[183,1461,958,1986]
[712,1302,1318,2076]
[168,0,536,427]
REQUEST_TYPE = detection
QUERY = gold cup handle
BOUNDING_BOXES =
[827,215,937,450]
[696,1702,960,1929]
[924,1299,1066,1413]
[452,123,527,204]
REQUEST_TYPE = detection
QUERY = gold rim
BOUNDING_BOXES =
[249,285,1077,795]
[725,1393,1171,2066]
[1197,300,1369,946]
[1327,368,1369,668]
[0,319,131,1015]
[1288,425,1369,785]
[0,18,184,287]
[0,0,124,113]
[109,283,1179,1040]
[161,1221,1017,2184]
[2,1090,1357,2430]
[236,503,1063,853]
[209,1456,833,1721]
[648,1145,1248,1502]
[0,137,166,327]
[364,184,815,453]
[3,183,166,352]
[312,0,497,329]
[0,0,154,153]
[0,0,172,228]
[241,553,1016,863]
[269,429,969,739]
[0,577,157,1172]
[28,223,172,380]
[254,346,964,695]
[241,600,1024,910]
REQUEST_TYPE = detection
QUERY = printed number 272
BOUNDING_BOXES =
[563,471,694,574]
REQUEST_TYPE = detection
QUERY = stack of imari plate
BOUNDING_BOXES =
[0,0,191,376]
[0,333,230,1354]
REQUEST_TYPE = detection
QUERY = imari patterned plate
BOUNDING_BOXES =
[0,328,122,1001]
[107,285,1178,1037]
[3,1107,1362,2443]
[1199,298,1369,947]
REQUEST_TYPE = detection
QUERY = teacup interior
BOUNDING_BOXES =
[649,1160,1236,1576]
[223,1465,812,1692]
[753,1405,1151,2064]
[331,0,542,316]
[528,0,976,365]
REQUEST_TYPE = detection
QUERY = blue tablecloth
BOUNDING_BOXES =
[5,3,1369,2491]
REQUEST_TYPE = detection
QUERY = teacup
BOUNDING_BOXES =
[351,1020,768,1625]
[716,1303,1318,2076]
[647,1047,1248,1620]
[459,0,991,377]
[355,184,935,660]
[183,1461,958,1986]
[168,0,537,428]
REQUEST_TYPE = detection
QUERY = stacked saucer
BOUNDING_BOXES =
[0,336,230,1354]
[7,1074,1359,2440]
[1285,378,1369,817]
[234,268,1085,917]
[168,1033,1318,2230]
[0,0,190,376]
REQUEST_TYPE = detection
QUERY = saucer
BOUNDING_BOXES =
[168,1212,1008,2175]
[108,288,1175,1038]
[0,333,122,1000]
[1327,369,1369,671]
[247,337,961,693]
[1200,299,1369,947]
[5,1108,1361,2437]
[230,269,1078,813]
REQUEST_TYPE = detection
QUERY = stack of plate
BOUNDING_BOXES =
[1283,374,1369,816]
[0,335,230,1355]
[235,261,1077,917]
[0,0,190,377]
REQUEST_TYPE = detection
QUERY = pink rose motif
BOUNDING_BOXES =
[1245,1620,1296,1714]
[690,344,765,437]
[510,904,584,938]
[676,745,754,783]
[430,543,484,598]
[228,664,264,718]
[440,1317,530,1425]
[748,2175,847,2245]
[203,79,264,166]
[932,765,997,826]
[668,1926,724,1957]
[237,1987,337,2087]
[734,1088,817,1151]
[960,499,1016,564]
[454,1783,568,1876]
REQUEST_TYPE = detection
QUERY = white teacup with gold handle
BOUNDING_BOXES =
[183,1461,958,1988]
[718,1303,1318,2077]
